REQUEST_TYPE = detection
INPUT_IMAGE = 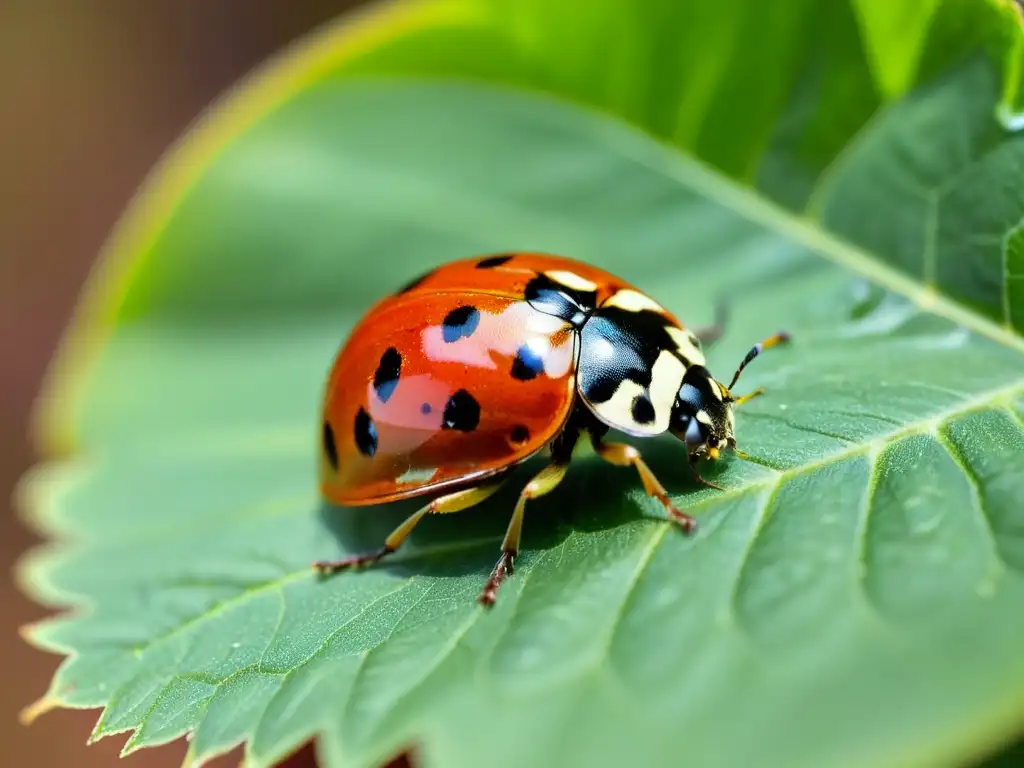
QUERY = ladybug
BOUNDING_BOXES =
[315,252,789,606]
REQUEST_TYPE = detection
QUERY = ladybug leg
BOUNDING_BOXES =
[593,440,698,534]
[478,461,570,607]
[692,298,729,348]
[730,387,765,407]
[313,480,506,576]
[686,454,727,493]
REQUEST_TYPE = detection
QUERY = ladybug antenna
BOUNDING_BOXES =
[727,331,790,392]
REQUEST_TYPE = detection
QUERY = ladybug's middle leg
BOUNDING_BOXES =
[592,439,699,534]
[313,478,506,575]
[478,461,570,607]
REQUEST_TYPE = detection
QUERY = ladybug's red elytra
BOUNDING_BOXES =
[316,252,789,606]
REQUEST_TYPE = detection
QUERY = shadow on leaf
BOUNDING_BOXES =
[313,433,723,585]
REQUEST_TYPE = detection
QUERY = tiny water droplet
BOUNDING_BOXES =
[779,403,788,410]
[231,642,241,649]
[976,578,997,598]
[515,647,543,670]
[997,103,1024,133]
[909,509,942,534]
[655,586,677,608]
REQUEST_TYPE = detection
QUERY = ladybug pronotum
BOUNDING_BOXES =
[315,253,789,606]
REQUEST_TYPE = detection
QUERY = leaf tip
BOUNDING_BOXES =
[19,693,62,726]
[117,726,166,759]
[18,618,43,645]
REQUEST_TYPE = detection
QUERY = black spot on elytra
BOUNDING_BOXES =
[524,272,597,326]
[323,422,339,470]
[442,305,480,343]
[354,407,378,457]
[509,424,530,445]
[476,254,514,269]
[373,347,402,403]
[442,389,480,432]
[511,343,545,381]
[420,402,432,415]
[631,393,656,424]
[396,268,434,294]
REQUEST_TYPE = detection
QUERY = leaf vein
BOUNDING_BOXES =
[339,578,438,736]
[257,587,288,676]
[127,538,500,668]
[671,380,1024,517]
[603,521,670,664]
[1003,403,1024,433]
[727,478,783,632]
[851,448,895,629]
[933,426,1009,580]
[740,411,857,445]
[818,408,903,427]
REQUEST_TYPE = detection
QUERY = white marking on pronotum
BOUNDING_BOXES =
[703,378,726,402]
[546,270,599,292]
[604,288,667,314]
[666,326,706,366]
[647,350,687,421]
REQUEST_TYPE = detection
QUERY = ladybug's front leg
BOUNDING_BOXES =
[685,454,728,493]
[313,479,506,576]
[478,461,570,607]
[593,440,698,534]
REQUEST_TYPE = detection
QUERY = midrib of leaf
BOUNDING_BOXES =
[664,379,1024,523]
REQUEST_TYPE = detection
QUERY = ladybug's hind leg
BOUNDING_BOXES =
[313,479,506,576]
[692,298,729,349]
[478,461,570,607]
[593,439,698,534]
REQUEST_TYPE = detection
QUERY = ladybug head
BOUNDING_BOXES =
[669,331,790,460]
[669,366,735,459]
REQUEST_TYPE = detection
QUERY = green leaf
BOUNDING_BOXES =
[16,2,1024,768]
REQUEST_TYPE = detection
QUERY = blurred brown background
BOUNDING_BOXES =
[0,2,368,766]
